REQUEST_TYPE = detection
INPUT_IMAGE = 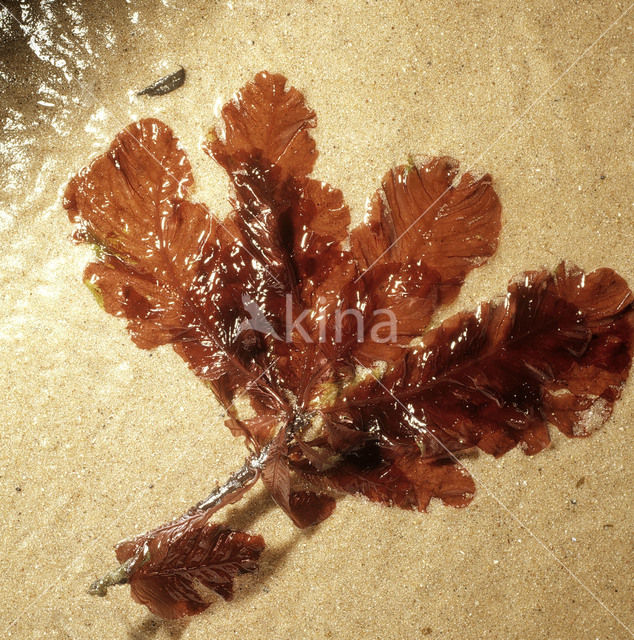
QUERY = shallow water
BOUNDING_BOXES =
[1,1,633,638]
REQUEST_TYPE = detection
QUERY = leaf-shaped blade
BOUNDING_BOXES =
[64,119,212,347]
[205,71,357,416]
[305,441,476,511]
[115,512,264,619]
[351,158,501,330]
[262,429,336,527]
[311,262,633,507]
[207,71,317,179]
[64,117,288,427]
[65,118,194,257]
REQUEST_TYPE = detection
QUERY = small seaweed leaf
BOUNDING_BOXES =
[351,159,502,304]
[204,71,357,443]
[349,158,501,357]
[115,511,264,619]
[207,70,317,179]
[304,443,477,511]
[261,428,336,527]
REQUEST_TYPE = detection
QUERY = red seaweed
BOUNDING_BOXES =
[65,71,634,619]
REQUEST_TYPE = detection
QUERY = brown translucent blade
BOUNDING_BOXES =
[65,119,195,270]
[206,71,317,180]
[351,158,501,309]
[115,512,264,619]
[302,440,475,511]
[64,119,214,349]
[313,263,632,508]
[261,430,336,527]
[202,73,359,410]
[288,490,336,528]
[352,263,631,454]
[345,261,441,365]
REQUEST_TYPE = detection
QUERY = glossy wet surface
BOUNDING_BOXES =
[1,1,633,638]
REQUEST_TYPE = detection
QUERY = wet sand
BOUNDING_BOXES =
[1,1,632,638]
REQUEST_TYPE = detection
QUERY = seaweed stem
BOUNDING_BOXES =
[88,444,271,597]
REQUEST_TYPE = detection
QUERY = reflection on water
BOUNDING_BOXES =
[0,0,182,232]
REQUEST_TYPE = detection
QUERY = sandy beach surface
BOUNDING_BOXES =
[1,1,632,638]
